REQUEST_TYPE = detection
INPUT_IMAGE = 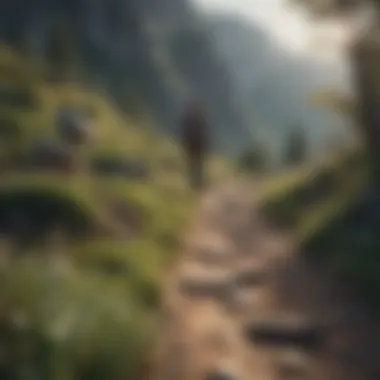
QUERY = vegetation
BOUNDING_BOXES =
[261,145,367,236]
[282,125,308,167]
[45,18,82,82]
[0,44,233,379]
[237,143,268,174]
[260,142,380,309]
[284,0,380,311]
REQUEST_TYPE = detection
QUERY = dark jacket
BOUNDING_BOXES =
[181,105,209,157]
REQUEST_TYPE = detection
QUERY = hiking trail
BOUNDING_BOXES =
[152,181,380,380]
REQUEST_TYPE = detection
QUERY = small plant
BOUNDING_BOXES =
[238,144,268,174]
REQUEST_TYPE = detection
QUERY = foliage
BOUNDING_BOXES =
[286,0,380,311]
[261,145,368,237]
[45,19,82,82]
[308,89,356,117]
[261,142,380,310]
[0,45,233,380]
[283,125,308,167]
[237,143,268,174]
[302,190,380,310]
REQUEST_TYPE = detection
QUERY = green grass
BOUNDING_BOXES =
[1,261,156,379]
[260,145,367,235]
[0,44,233,379]
[259,141,380,310]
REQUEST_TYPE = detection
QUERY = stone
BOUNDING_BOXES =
[233,269,266,288]
[56,107,92,145]
[242,315,327,351]
[204,372,237,380]
[276,350,310,379]
[224,287,264,315]
[204,367,240,380]
[28,140,75,171]
[193,245,232,266]
[178,278,231,300]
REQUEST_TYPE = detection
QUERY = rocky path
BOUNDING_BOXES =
[152,182,380,380]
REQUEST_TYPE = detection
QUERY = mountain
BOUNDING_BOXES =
[0,0,254,155]
[205,13,351,160]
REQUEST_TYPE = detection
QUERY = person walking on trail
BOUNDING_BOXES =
[180,101,210,190]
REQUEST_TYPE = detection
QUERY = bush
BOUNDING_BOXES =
[0,263,156,380]
[90,155,150,180]
[0,85,37,108]
[283,126,308,167]
[238,145,268,174]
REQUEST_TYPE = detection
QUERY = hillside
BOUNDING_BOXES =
[205,13,351,158]
[0,0,254,155]
[0,45,234,380]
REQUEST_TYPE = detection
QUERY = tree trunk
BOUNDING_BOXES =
[350,29,380,188]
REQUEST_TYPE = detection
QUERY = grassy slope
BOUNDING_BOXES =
[262,147,365,229]
[0,44,234,379]
[4,38,376,377]
[260,145,380,308]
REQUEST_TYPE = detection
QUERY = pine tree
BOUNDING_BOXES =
[289,0,380,187]
[283,125,307,167]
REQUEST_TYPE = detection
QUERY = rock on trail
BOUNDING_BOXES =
[151,182,380,380]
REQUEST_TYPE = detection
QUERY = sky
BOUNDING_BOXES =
[192,0,351,62]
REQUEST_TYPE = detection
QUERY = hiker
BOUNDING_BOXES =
[180,101,210,190]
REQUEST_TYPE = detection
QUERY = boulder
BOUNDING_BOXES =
[56,107,92,145]
[28,140,75,172]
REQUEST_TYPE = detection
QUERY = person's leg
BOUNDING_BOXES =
[187,155,196,189]
[189,154,204,190]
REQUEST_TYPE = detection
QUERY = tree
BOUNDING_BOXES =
[308,89,356,117]
[291,0,380,187]
[45,18,81,82]
[289,0,361,18]
[283,126,308,167]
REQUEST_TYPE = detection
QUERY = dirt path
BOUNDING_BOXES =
[152,182,380,380]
